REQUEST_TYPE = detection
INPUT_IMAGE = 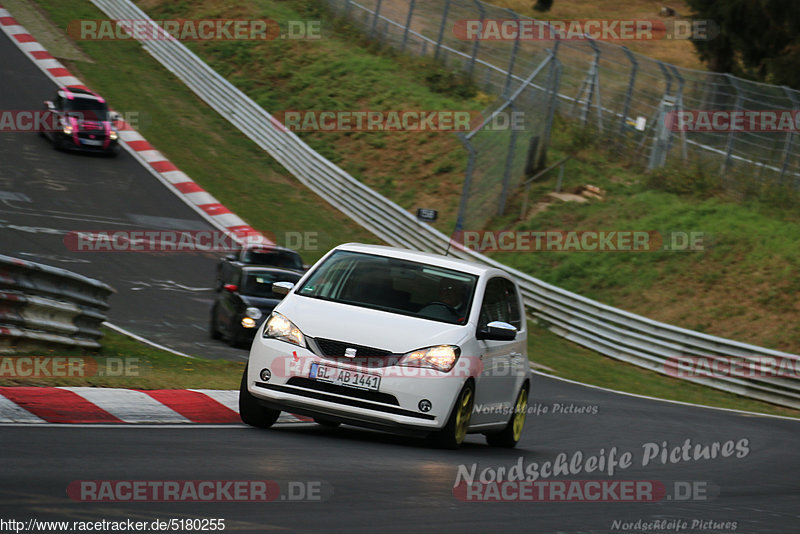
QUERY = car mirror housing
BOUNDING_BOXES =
[223,284,238,293]
[477,321,517,341]
[272,281,295,296]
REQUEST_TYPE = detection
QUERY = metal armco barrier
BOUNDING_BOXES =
[91,0,800,410]
[0,255,113,351]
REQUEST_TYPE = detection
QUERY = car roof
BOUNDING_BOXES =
[240,266,302,276]
[242,244,300,254]
[333,243,503,277]
[58,86,106,104]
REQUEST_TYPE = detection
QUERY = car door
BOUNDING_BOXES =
[471,277,526,425]
[218,269,242,332]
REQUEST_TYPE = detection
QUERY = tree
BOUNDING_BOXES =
[686,0,800,88]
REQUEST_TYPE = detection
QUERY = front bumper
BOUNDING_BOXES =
[247,337,469,432]
[57,132,119,153]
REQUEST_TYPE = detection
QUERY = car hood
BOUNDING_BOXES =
[241,295,282,311]
[275,295,471,354]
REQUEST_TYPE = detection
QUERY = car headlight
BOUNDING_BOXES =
[63,125,73,135]
[399,345,460,372]
[245,307,263,320]
[109,130,118,140]
[262,312,305,347]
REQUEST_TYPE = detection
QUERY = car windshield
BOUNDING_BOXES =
[296,250,477,325]
[242,271,300,298]
[64,99,110,122]
[243,248,303,271]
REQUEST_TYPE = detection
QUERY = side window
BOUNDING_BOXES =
[479,277,522,330]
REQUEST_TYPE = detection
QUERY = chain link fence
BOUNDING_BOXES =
[327,0,800,212]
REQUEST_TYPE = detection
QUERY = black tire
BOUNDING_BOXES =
[209,305,221,340]
[239,366,280,428]
[485,383,529,448]
[430,381,474,449]
[51,135,65,151]
[314,417,341,428]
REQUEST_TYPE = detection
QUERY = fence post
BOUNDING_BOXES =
[720,74,742,177]
[779,86,798,186]
[401,0,416,52]
[455,133,478,237]
[434,0,452,60]
[539,50,561,168]
[468,0,485,77]
[669,64,688,162]
[572,40,601,130]
[502,9,521,98]
[370,0,383,38]
[618,46,638,144]
[498,98,520,216]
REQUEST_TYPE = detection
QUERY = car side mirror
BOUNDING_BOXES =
[109,111,122,122]
[225,253,237,261]
[477,321,517,341]
[43,100,54,109]
[273,281,295,296]
[223,284,238,293]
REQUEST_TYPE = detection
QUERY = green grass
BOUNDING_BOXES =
[19,0,800,418]
[0,328,244,389]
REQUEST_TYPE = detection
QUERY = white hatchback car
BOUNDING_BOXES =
[240,243,530,448]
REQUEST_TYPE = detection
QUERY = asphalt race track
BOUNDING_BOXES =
[1,12,799,534]
[0,28,243,361]
[2,377,799,533]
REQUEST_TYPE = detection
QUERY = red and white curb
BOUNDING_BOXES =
[0,387,309,424]
[0,5,269,244]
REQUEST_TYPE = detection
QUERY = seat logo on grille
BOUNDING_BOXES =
[344,348,357,358]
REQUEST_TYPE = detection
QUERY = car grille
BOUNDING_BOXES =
[286,377,399,405]
[313,338,392,358]
[81,120,103,131]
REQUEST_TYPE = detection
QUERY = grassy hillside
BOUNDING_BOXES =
[16,0,800,416]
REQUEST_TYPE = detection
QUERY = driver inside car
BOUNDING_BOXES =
[418,279,468,324]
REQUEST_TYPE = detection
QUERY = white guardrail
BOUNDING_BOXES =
[0,255,113,351]
[92,0,800,409]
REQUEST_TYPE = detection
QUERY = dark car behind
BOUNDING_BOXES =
[210,266,302,348]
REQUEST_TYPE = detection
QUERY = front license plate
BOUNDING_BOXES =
[310,363,381,391]
[82,139,103,146]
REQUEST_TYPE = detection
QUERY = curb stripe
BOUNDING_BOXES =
[0,387,121,423]
[140,389,239,423]
[62,387,191,424]
[0,393,46,423]
[173,181,205,194]
[150,160,179,173]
